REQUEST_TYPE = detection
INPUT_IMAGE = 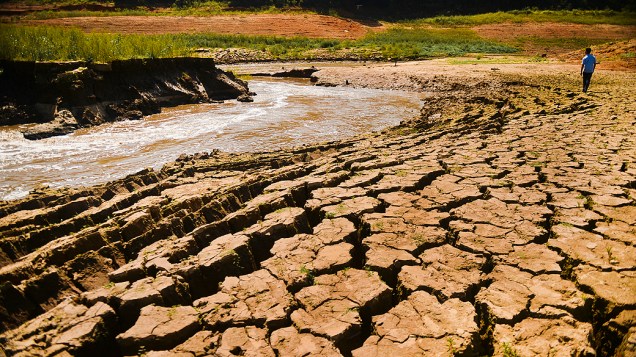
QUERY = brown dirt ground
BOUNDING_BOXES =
[24,14,381,39]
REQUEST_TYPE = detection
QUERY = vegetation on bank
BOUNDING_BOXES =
[0,24,517,62]
[407,9,636,26]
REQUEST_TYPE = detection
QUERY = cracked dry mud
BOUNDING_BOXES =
[0,63,635,357]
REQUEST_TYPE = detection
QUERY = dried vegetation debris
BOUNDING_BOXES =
[1,66,635,357]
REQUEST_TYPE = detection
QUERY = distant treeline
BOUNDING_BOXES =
[114,0,636,16]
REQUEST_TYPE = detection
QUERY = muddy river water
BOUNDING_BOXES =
[0,78,423,201]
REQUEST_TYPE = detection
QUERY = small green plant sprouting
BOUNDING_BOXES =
[103,281,115,289]
[501,342,520,357]
[606,245,616,264]
[395,169,408,177]
[372,221,384,231]
[299,265,315,285]
[167,306,178,319]
[447,336,457,356]
[335,203,348,213]
[325,211,336,219]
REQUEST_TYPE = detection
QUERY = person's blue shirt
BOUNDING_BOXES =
[582,54,596,73]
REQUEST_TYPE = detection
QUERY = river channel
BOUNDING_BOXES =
[0,78,423,201]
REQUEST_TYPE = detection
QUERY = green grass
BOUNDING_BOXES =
[353,28,517,59]
[407,10,636,26]
[0,24,518,62]
[0,25,190,61]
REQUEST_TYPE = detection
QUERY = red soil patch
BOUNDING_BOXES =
[25,14,380,39]
[473,22,635,42]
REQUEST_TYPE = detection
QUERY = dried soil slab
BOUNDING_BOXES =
[363,212,448,247]
[366,162,443,194]
[305,187,367,213]
[109,235,199,282]
[171,233,255,298]
[594,205,636,225]
[550,224,636,271]
[477,265,587,323]
[321,196,381,219]
[417,175,482,210]
[194,269,294,330]
[338,169,382,188]
[291,269,391,343]
[259,218,356,289]
[112,275,191,326]
[452,198,551,229]
[489,186,546,206]
[497,243,563,274]
[116,304,200,355]
[493,316,595,356]
[575,266,636,308]
[0,300,116,356]
[243,207,311,261]
[352,291,479,356]
[397,244,486,300]
[216,326,275,357]
[594,220,636,246]
[270,326,342,357]
[550,191,587,209]
[262,233,354,290]
[552,208,603,228]
[146,331,219,357]
[312,217,358,244]
[476,266,533,324]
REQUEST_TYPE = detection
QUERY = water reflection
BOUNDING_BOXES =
[0,78,422,200]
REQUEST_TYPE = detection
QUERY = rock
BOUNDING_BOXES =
[116,304,200,355]
[270,326,342,357]
[22,109,79,140]
[194,270,294,330]
[237,94,254,102]
[353,291,479,356]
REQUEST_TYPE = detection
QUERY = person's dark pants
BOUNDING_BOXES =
[582,72,593,92]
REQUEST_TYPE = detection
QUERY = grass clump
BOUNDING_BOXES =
[0,25,190,61]
[409,10,636,27]
[353,28,517,59]
[0,24,516,62]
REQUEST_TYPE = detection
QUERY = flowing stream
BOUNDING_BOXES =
[0,78,423,201]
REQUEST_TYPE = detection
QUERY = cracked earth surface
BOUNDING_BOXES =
[0,61,635,356]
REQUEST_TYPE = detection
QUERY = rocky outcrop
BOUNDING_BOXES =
[0,57,251,139]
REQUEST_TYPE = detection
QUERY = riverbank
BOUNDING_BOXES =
[0,57,251,139]
[0,61,635,356]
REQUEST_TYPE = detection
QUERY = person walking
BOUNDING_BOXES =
[580,47,597,93]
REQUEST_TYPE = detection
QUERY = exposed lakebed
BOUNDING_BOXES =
[0,78,422,200]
